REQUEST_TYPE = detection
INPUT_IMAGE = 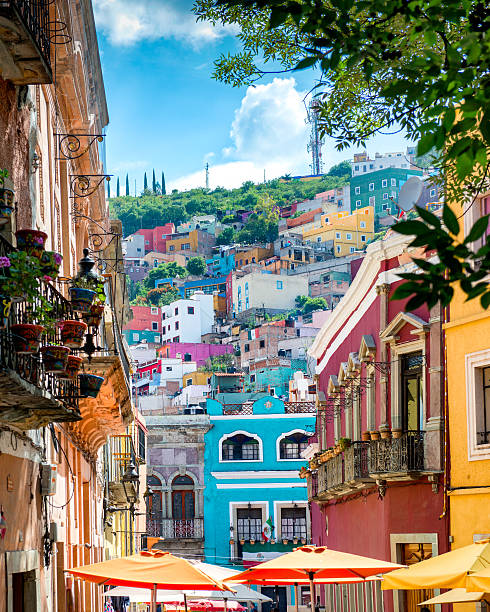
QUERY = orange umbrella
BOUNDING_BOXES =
[225,546,403,612]
[67,550,233,612]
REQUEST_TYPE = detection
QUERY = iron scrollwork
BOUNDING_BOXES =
[70,174,111,199]
[56,134,105,160]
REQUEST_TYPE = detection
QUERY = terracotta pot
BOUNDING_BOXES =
[229,539,235,545]
[240,539,245,546]
[69,287,96,313]
[0,191,14,226]
[392,429,403,439]
[15,229,47,259]
[41,345,70,373]
[10,323,44,354]
[370,431,380,441]
[0,295,11,328]
[301,538,306,545]
[59,320,87,348]
[58,355,83,380]
[293,538,298,544]
[81,303,104,328]
[40,250,63,280]
[260,540,265,545]
[79,373,104,398]
[380,429,391,440]
[282,539,288,545]
[361,431,371,441]
[250,539,255,545]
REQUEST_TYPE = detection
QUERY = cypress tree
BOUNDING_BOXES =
[125,174,129,196]
[152,169,156,193]
[144,172,148,191]
[116,177,120,197]
[161,171,166,195]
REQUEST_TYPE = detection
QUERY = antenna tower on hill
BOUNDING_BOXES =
[205,162,209,190]
[306,98,324,175]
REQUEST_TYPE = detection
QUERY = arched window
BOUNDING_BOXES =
[172,475,195,521]
[222,434,260,461]
[279,432,309,459]
[147,475,163,537]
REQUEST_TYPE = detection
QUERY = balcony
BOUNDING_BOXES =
[107,434,140,506]
[147,515,204,540]
[368,431,425,479]
[0,0,52,84]
[0,241,80,428]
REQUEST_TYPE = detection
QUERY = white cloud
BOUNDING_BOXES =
[93,0,232,47]
[112,159,148,173]
[170,78,312,191]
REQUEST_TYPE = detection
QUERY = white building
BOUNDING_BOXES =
[160,358,197,385]
[351,147,417,177]
[231,270,308,319]
[161,291,214,343]
[122,233,146,263]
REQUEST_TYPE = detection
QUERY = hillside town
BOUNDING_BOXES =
[1,1,490,612]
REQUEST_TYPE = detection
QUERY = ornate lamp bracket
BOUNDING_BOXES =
[56,134,105,160]
[70,174,112,198]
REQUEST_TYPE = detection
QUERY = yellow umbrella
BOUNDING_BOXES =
[418,588,488,605]
[382,540,490,591]
[466,566,490,592]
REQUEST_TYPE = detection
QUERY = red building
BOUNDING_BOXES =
[306,233,447,612]
[124,305,162,333]
[135,223,175,254]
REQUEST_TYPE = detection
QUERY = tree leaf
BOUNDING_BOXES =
[416,206,441,228]
[392,220,432,236]
[442,204,460,235]
[464,214,490,244]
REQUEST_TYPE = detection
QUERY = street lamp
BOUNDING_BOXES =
[121,461,139,505]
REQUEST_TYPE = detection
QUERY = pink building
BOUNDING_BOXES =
[306,233,447,612]
[135,223,175,254]
[124,305,162,333]
[158,342,233,367]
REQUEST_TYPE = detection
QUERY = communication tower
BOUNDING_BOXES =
[205,162,209,190]
[306,99,324,175]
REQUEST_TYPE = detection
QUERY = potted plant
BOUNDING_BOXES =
[40,345,70,373]
[293,537,298,545]
[58,320,87,348]
[0,250,43,302]
[0,169,14,227]
[339,437,351,451]
[392,428,403,439]
[79,373,104,398]
[282,538,288,545]
[239,539,245,546]
[361,431,371,442]
[299,466,308,479]
[10,323,45,354]
[270,538,276,545]
[58,355,83,380]
[40,251,63,280]
[380,427,391,440]
[229,538,235,545]
[81,302,105,328]
[15,229,48,259]
[301,538,306,545]
[370,430,380,441]
[250,539,255,545]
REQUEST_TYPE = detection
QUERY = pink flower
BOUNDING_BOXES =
[43,275,53,282]
[34,236,45,245]
[0,257,11,268]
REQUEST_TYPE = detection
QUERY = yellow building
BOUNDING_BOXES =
[444,192,490,567]
[235,244,274,267]
[183,371,213,387]
[302,207,375,256]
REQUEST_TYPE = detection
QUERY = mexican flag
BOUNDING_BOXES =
[262,516,274,542]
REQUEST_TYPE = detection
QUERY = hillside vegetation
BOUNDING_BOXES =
[109,163,350,237]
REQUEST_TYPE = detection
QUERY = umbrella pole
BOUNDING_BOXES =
[151,584,157,612]
[184,593,189,612]
[308,572,315,612]
[294,583,299,612]
[224,597,228,612]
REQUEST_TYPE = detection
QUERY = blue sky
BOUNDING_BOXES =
[94,0,407,194]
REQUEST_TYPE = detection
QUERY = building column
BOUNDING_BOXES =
[376,284,390,429]
[426,303,444,472]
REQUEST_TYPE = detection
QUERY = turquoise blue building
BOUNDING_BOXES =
[203,394,315,592]
[207,246,236,277]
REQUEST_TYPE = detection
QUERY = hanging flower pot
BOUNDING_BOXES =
[40,251,63,280]
[10,324,44,354]
[0,187,14,227]
[58,355,83,380]
[81,303,104,328]
[370,430,380,441]
[79,373,104,398]
[380,428,391,440]
[0,295,11,328]
[58,320,87,348]
[69,287,96,313]
[15,229,48,259]
[40,345,70,373]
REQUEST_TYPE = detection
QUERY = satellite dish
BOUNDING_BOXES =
[397,176,423,212]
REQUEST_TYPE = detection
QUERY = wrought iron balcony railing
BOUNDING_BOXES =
[0,239,80,427]
[147,515,204,540]
[344,441,371,483]
[368,431,425,475]
[307,471,318,500]
[0,0,52,84]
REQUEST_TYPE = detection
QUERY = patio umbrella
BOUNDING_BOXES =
[417,588,488,605]
[104,588,247,609]
[466,565,490,592]
[225,545,403,612]
[382,540,490,591]
[67,550,233,612]
[103,585,270,604]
